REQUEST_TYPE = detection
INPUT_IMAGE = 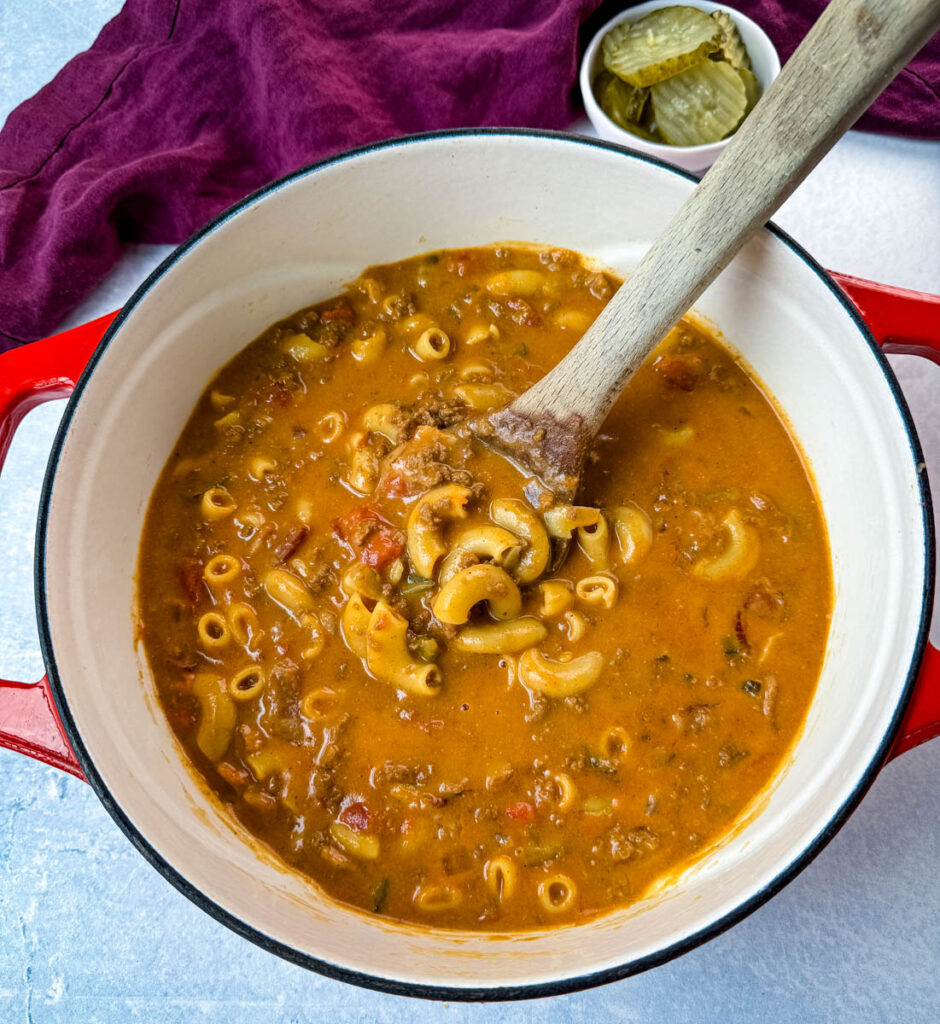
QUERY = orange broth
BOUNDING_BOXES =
[137,244,831,929]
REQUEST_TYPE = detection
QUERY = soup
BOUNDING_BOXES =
[138,245,831,929]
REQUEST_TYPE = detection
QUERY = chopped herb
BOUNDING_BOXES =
[587,755,620,778]
[721,635,742,657]
[683,672,696,683]
[655,653,671,663]
[412,636,441,662]
[400,576,435,597]
[426,254,440,265]
[522,844,562,867]
[514,343,529,357]
[372,878,390,913]
[742,679,762,696]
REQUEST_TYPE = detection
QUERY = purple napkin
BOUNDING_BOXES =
[0,0,936,350]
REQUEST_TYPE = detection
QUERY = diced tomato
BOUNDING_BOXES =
[333,506,405,570]
[321,306,354,323]
[176,558,205,606]
[165,701,197,735]
[506,297,541,327]
[447,252,474,277]
[505,800,535,822]
[339,799,373,832]
[381,473,408,499]
[361,525,404,568]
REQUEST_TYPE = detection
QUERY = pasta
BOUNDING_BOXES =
[192,674,236,762]
[203,554,240,588]
[330,821,380,861]
[197,611,231,650]
[226,602,259,649]
[406,484,472,577]
[140,243,830,932]
[611,503,653,564]
[228,666,266,702]
[693,509,759,581]
[362,402,403,443]
[201,487,235,521]
[341,593,372,659]
[438,525,523,584]
[365,601,442,696]
[351,327,387,364]
[413,884,462,912]
[453,617,547,654]
[517,648,605,698]
[431,565,522,625]
[575,574,619,609]
[486,269,545,296]
[262,568,316,616]
[537,580,574,617]
[413,327,451,361]
[490,499,551,583]
[484,856,518,901]
[537,874,577,914]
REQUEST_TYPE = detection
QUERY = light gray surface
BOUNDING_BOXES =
[1,2,938,1021]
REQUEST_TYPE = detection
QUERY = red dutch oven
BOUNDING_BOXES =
[0,133,937,998]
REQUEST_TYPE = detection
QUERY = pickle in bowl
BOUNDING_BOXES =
[602,6,721,88]
[594,5,763,148]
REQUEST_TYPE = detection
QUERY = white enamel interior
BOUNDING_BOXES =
[40,133,928,993]
[580,0,782,172]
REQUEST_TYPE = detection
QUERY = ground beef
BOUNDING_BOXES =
[381,427,479,498]
[655,354,703,391]
[380,293,416,321]
[298,560,335,593]
[411,394,465,429]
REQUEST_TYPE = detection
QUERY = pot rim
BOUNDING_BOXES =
[33,127,936,1002]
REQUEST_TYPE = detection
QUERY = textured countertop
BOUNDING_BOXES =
[1,2,938,1021]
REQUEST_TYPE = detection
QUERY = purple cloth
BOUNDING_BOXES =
[0,0,936,350]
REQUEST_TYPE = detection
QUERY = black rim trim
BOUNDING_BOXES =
[33,127,935,1002]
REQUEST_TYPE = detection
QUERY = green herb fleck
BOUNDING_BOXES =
[400,576,435,597]
[522,844,562,867]
[742,679,762,696]
[372,878,390,913]
[515,343,529,357]
[721,636,742,657]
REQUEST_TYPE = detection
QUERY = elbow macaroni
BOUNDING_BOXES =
[366,601,442,696]
[518,647,605,698]
[693,509,759,581]
[432,564,522,625]
[406,484,473,578]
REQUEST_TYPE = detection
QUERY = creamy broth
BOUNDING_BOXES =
[138,245,831,929]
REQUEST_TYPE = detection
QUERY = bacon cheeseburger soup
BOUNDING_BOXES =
[137,245,831,930]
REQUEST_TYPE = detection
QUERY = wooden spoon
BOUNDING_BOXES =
[476,0,939,509]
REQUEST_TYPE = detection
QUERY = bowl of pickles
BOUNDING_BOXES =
[580,1,780,172]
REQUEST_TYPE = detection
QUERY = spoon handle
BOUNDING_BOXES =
[503,0,940,455]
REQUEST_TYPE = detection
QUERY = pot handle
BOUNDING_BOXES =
[2,278,938,772]
[830,271,940,758]
[0,312,117,780]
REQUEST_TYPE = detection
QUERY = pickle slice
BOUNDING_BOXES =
[594,71,650,129]
[651,59,747,146]
[602,7,721,88]
[710,10,752,71]
[737,67,762,115]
